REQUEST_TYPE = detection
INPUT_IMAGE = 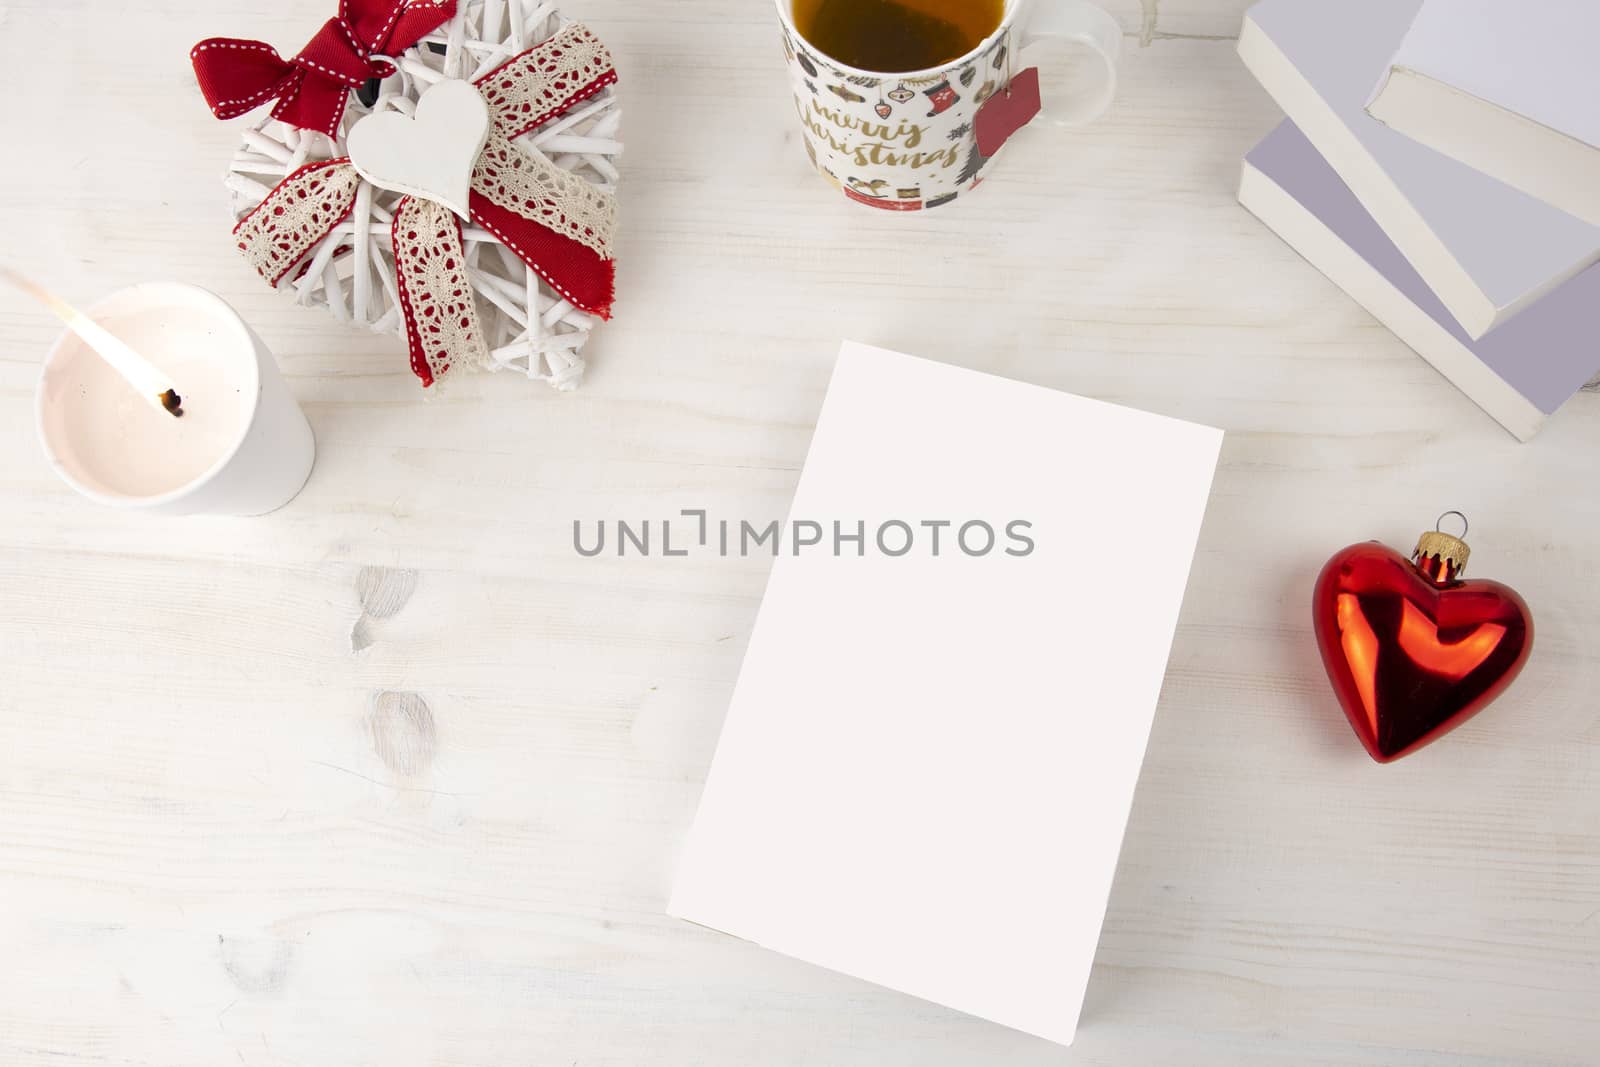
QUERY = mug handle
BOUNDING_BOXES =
[1017,0,1122,128]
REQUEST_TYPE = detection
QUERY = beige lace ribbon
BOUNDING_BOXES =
[234,161,361,285]
[473,23,618,259]
[477,23,616,138]
[392,196,490,385]
[472,129,616,260]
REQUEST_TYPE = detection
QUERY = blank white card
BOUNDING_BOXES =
[669,342,1222,1046]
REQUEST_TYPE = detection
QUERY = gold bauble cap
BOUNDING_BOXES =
[1415,530,1470,575]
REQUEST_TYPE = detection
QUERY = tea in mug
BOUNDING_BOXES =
[792,0,1006,73]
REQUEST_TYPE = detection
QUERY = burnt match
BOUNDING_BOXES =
[3,266,186,420]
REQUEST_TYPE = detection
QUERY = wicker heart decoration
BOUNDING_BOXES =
[347,79,490,220]
[193,0,622,390]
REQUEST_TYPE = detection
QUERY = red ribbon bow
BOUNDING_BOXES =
[192,0,456,138]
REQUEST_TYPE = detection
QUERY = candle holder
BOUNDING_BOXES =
[35,282,316,515]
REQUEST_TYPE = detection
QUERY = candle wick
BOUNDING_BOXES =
[160,389,185,418]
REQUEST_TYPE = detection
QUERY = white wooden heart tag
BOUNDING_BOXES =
[347,79,490,221]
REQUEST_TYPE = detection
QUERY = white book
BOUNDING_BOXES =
[670,342,1222,1047]
[1240,121,1600,442]
[1367,0,1600,228]
[1239,0,1600,340]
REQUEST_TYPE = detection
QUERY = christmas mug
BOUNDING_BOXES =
[777,0,1122,210]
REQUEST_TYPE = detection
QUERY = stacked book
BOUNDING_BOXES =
[1237,0,1600,440]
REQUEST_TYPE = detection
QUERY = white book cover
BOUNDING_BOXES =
[1367,0,1600,228]
[1239,0,1600,340]
[669,342,1223,1048]
[1240,121,1600,442]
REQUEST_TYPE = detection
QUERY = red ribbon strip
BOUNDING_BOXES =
[192,0,456,139]
[468,33,620,319]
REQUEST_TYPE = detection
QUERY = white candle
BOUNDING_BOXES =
[34,282,316,515]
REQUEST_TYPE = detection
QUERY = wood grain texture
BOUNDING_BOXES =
[2,1,1597,1065]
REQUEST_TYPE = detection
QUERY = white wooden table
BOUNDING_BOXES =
[3,2,1597,1064]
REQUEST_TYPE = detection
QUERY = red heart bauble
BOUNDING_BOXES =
[1312,541,1533,763]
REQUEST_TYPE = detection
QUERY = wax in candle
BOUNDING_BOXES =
[38,305,254,500]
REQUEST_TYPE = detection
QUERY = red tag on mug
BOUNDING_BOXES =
[975,67,1042,157]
